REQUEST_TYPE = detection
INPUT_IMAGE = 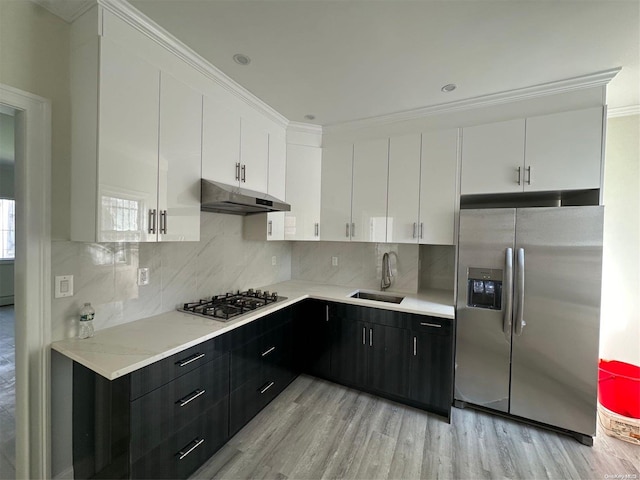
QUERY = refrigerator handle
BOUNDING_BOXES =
[515,247,526,336]
[503,248,513,338]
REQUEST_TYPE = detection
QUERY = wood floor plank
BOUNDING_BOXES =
[191,375,640,480]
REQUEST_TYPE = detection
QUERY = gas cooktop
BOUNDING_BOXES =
[179,289,287,322]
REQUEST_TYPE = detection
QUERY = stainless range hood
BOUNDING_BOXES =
[200,179,290,215]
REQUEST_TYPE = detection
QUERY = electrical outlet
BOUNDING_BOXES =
[55,275,74,298]
[137,267,150,286]
[332,256,339,267]
[272,256,277,266]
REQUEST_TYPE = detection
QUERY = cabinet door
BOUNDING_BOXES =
[294,300,332,379]
[419,129,459,245]
[387,134,421,243]
[240,117,269,193]
[202,96,241,186]
[524,107,603,192]
[98,38,160,242]
[352,139,389,242]
[410,329,454,415]
[284,144,321,241]
[268,131,287,240]
[367,324,411,398]
[320,144,353,241]
[461,119,525,195]
[157,72,202,242]
[331,316,362,386]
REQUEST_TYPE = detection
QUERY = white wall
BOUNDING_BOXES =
[600,113,640,366]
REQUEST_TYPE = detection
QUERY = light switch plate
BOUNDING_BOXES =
[137,267,150,286]
[55,275,74,298]
[332,256,339,267]
[271,256,277,266]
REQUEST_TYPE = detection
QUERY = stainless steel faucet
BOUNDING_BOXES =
[381,252,393,291]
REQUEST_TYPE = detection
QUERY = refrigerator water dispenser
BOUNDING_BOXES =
[467,268,503,310]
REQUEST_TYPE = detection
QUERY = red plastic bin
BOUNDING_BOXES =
[598,359,640,419]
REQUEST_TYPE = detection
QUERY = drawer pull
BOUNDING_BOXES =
[176,352,205,367]
[420,322,442,328]
[177,438,205,460]
[177,389,206,407]
[261,346,276,357]
[260,381,275,394]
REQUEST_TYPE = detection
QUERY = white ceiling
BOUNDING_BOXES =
[93,1,640,125]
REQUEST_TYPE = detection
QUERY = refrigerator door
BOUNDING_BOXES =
[510,206,603,436]
[456,209,516,412]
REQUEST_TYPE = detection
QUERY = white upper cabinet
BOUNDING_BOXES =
[320,144,353,241]
[461,119,525,195]
[96,38,160,242]
[240,118,269,193]
[419,129,459,245]
[157,72,202,242]
[461,107,604,195]
[387,134,421,243]
[352,139,389,243]
[285,144,322,241]
[202,96,241,186]
[524,107,603,192]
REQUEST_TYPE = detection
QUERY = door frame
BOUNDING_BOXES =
[0,83,52,479]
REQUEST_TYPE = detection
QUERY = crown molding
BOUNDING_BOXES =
[30,0,94,23]
[287,121,323,135]
[96,0,289,128]
[324,68,621,134]
[607,105,640,118]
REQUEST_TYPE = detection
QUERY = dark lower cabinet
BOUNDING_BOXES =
[330,314,361,385]
[293,300,332,378]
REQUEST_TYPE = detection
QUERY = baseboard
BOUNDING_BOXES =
[0,295,14,306]
[53,465,74,479]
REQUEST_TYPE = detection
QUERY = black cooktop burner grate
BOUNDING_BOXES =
[179,289,285,321]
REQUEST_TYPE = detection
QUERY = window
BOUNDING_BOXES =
[0,198,15,260]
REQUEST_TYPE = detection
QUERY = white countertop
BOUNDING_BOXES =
[51,280,454,381]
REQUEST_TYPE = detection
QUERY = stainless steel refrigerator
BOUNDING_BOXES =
[455,206,603,445]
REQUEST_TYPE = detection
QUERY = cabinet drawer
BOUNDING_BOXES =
[230,322,293,391]
[131,353,229,461]
[229,358,296,436]
[130,335,229,400]
[411,316,452,336]
[130,397,229,480]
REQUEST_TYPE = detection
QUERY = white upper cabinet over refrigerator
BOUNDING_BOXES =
[352,138,389,243]
[157,72,202,242]
[285,144,322,241]
[387,134,421,243]
[320,143,353,241]
[419,128,458,245]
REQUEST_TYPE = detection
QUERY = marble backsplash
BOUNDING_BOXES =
[291,242,420,293]
[51,212,292,341]
[419,244,456,292]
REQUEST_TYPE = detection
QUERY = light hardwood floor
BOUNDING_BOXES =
[192,374,639,480]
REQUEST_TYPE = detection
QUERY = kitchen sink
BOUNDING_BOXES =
[350,291,405,304]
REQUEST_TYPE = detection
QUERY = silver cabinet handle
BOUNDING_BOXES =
[235,162,241,181]
[314,222,319,237]
[241,164,246,182]
[346,223,350,238]
[517,166,522,185]
[526,166,532,185]
[503,248,514,338]
[420,322,442,328]
[148,209,157,234]
[268,220,273,236]
[260,381,275,394]
[369,328,373,347]
[362,326,366,345]
[178,438,204,460]
[413,336,417,356]
[261,346,276,357]
[325,304,329,322]
[160,210,167,234]
[515,247,526,336]
[176,352,205,367]
[412,222,417,239]
[177,389,205,407]
[420,222,424,239]
[351,223,355,237]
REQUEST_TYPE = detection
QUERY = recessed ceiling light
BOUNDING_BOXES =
[304,114,316,120]
[441,84,457,93]
[233,53,251,66]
